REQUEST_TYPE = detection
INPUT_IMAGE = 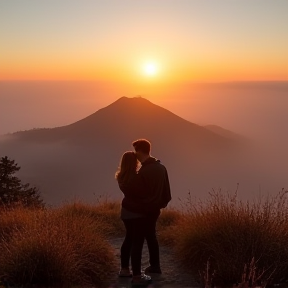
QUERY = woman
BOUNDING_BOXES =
[115,151,152,285]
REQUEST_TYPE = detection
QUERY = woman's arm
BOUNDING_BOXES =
[119,174,148,200]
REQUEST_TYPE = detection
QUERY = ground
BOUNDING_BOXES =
[104,237,199,288]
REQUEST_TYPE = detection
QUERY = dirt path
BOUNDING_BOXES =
[104,237,199,288]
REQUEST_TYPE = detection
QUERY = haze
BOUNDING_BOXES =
[1,81,287,143]
[0,1,287,204]
[1,92,287,206]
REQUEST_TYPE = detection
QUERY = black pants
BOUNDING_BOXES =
[121,212,160,276]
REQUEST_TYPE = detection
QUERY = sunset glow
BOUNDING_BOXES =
[1,1,288,246]
[0,1,287,82]
[143,62,158,76]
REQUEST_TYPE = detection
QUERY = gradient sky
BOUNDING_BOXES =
[1,0,288,82]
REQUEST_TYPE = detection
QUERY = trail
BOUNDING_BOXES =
[104,237,199,288]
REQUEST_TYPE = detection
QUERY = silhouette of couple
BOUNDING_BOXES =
[115,139,171,286]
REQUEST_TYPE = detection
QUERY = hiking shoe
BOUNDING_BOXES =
[118,268,132,277]
[144,265,162,274]
[131,274,152,286]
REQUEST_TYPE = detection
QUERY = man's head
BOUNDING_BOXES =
[132,139,151,162]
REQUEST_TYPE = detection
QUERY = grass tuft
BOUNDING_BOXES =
[0,207,117,287]
[2,190,288,288]
[170,189,288,287]
[157,208,182,245]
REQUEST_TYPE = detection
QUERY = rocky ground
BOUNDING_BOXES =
[104,237,199,288]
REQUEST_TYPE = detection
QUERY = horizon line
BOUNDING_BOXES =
[1,79,288,84]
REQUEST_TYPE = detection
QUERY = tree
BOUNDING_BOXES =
[0,156,44,208]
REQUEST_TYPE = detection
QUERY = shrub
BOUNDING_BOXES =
[158,208,182,229]
[58,200,124,237]
[172,189,288,287]
[0,209,117,287]
[0,206,43,241]
[93,199,124,236]
[157,208,182,245]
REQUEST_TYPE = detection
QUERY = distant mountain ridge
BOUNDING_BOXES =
[8,96,237,149]
[0,96,275,205]
[204,125,245,140]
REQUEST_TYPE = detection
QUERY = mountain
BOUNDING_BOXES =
[0,97,281,205]
[204,125,246,141]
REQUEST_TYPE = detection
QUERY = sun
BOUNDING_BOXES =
[143,62,158,76]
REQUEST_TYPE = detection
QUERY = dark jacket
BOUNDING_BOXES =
[119,174,151,214]
[119,157,171,215]
[138,157,171,210]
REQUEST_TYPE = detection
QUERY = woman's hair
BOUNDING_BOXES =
[115,151,138,184]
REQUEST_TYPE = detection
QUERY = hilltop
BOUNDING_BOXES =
[0,96,276,205]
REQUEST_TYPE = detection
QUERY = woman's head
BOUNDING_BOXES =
[115,151,138,183]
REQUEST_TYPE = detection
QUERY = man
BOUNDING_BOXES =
[130,138,171,285]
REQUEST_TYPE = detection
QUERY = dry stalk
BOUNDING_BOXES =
[199,258,216,288]
[239,257,276,288]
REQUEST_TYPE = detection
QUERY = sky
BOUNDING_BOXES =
[1,0,288,82]
[0,1,287,204]
[0,1,287,147]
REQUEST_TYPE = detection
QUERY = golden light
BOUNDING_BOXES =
[143,62,158,76]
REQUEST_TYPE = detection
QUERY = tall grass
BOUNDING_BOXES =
[2,191,288,288]
[157,208,182,245]
[57,200,124,237]
[171,189,288,287]
[0,206,41,241]
[0,204,118,287]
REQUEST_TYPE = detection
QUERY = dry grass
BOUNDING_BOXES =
[157,208,182,245]
[169,189,288,287]
[0,206,43,241]
[0,203,118,287]
[57,200,124,237]
[2,191,288,288]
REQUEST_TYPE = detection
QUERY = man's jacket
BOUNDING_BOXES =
[119,157,171,214]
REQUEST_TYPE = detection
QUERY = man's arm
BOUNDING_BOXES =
[160,169,172,208]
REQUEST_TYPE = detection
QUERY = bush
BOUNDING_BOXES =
[58,200,124,237]
[172,189,288,287]
[0,206,42,241]
[0,208,117,287]
[157,208,182,245]
[4,192,288,288]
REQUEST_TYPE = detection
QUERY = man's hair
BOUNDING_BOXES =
[132,139,151,154]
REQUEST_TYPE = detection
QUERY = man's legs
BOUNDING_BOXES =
[130,217,152,284]
[145,211,161,272]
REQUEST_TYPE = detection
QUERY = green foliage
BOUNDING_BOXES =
[0,156,44,208]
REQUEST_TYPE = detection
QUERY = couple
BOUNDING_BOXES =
[115,139,171,286]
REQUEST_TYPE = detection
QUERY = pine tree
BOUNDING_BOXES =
[0,156,44,208]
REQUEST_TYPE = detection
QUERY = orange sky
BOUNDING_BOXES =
[2,47,287,82]
[1,1,287,82]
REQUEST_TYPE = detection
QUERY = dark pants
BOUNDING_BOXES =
[121,212,160,276]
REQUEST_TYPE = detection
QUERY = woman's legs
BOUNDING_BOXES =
[121,217,152,283]
[130,217,146,276]
[120,219,134,269]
